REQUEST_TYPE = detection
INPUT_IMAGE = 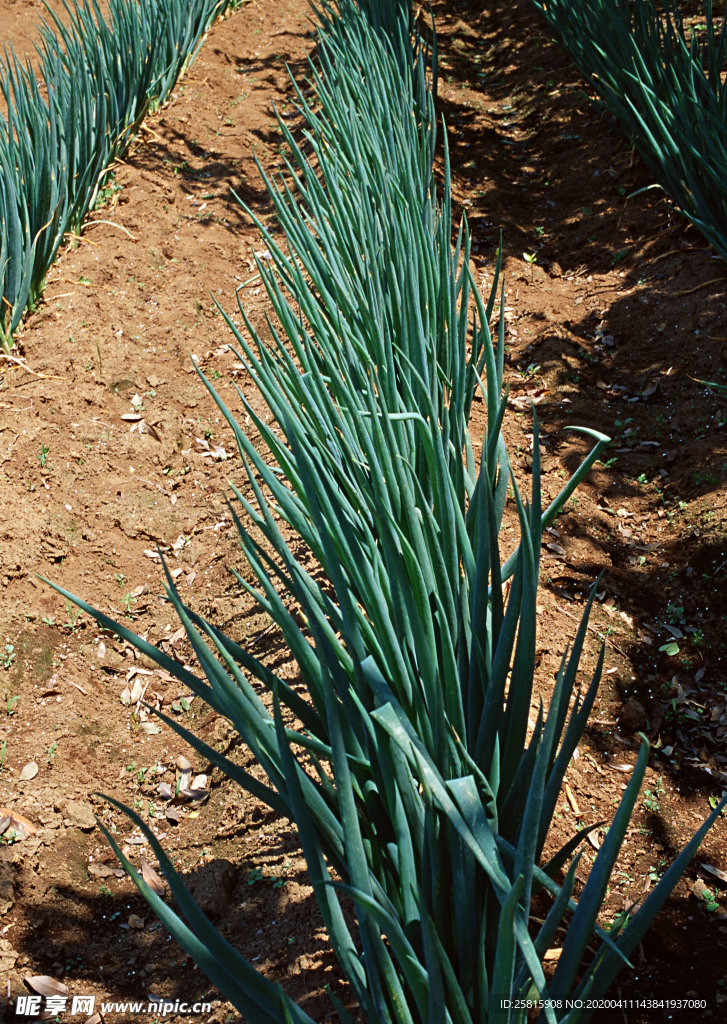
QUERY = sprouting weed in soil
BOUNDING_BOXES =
[126,760,148,784]
[643,776,664,813]
[42,616,55,627]
[272,862,292,889]
[122,592,137,619]
[643,790,659,813]
[2,644,15,670]
[651,860,667,884]
[115,573,125,587]
[46,742,58,767]
[5,695,19,716]
[0,740,5,771]
[1,826,20,845]
[64,599,82,633]
[37,444,49,468]
[666,603,686,624]
[99,885,112,897]
[700,885,720,913]
[247,867,264,886]
[659,640,680,656]
[523,251,537,282]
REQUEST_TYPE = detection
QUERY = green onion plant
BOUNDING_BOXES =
[0,0,231,350]
[528,0,727,262]
[45,0,724,1020]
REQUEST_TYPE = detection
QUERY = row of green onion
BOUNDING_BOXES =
[0,0,233,351]
[47,0,723,1020]
[529,0,727,262]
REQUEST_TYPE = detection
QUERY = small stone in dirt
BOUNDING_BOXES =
[0,864,15,914]
[63,801,96,831]
[0,937,16,972]
[619,698,648,732]
[99,648,126,673]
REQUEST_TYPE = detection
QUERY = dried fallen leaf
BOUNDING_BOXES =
[138,419,161,441]
[167,626,186,646]
[126,666,154,681]
[0,808,36,838]
[128,914,145,930]
[25,976,70,998]
[564,782,583,818]
[586,830,601,851]
[129,678,146,704]
[193,436,229,461]
[19,762,38,782]
[700,862,727,885]
[88,863,123,879]
[175,754,192,772]
[663,623,684,639]
[178,788,209,803]
[140,857,166,896]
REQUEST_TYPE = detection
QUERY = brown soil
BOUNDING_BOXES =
[1,1,727,1022]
